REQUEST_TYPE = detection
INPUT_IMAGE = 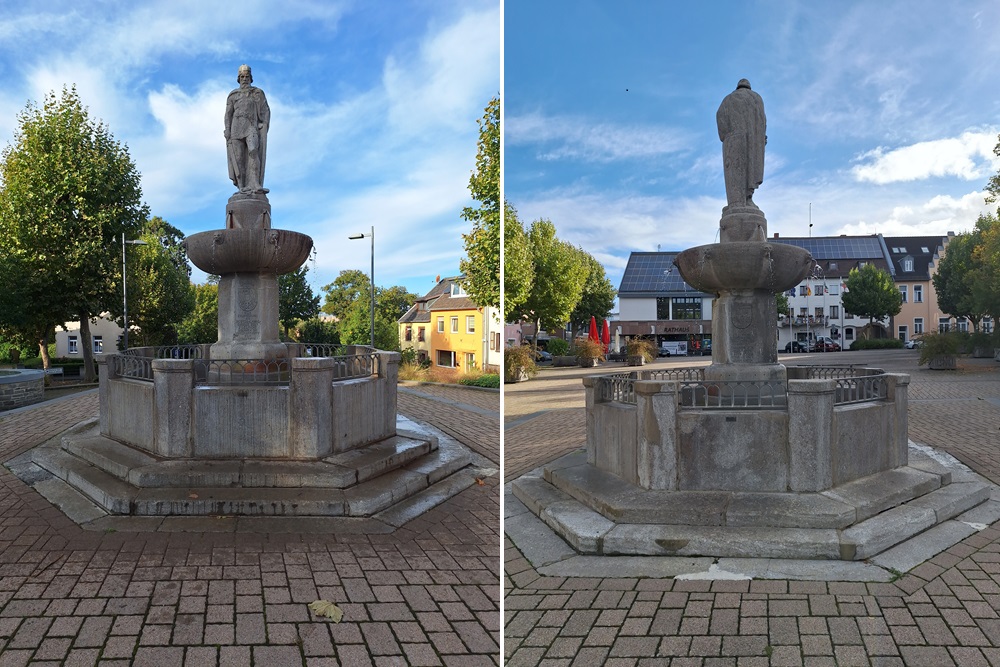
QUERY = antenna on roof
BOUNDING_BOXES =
[657,244,661,252]
[808,203,813,238]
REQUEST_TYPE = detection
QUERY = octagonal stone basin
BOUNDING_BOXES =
[674,242,813,293]
[185,228,313,275]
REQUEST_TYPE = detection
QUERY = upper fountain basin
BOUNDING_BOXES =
[674,242,813,294]
[185,228,313,275]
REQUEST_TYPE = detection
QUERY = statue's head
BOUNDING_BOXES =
[737,79,751,90]
[238,64,253,85]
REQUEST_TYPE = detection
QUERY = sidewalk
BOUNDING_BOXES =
[505,351,1000,666]
[0,384,500,666]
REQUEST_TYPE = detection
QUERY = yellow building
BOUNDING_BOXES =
[399,276,501,372]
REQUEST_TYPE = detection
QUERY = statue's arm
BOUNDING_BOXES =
[224,94,234,139]
[259,92,270,132]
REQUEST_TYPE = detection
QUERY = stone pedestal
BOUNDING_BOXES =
[719,205,767,242]
[212,272,286,360]
[703,289,784,383]
[226,193,271,229]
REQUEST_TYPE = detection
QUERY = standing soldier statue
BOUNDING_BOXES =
[225,64,270,194]
[717,78,766,209]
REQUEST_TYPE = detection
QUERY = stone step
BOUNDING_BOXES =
[324,434,437,483]
[31,444,137,514]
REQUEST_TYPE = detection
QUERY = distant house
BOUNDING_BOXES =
[54,314,124,358]
[399,276,501,373]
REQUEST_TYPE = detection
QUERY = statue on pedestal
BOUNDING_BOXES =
[717,79,766,208]
[225,64,270,194]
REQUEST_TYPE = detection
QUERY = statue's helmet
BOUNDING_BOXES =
[238,64,252,83]
[737,78,751,90]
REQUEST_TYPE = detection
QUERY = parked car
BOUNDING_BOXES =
[904,338,923,349]
[534,349,552,362]
[810,336,841,352]
[783,341,808,353]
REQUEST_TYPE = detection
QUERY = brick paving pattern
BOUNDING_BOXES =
[0,384,500,665]
[505,351,1000,666]
[398,387,499,465]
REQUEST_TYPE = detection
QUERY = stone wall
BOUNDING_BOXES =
[0,370,44,411]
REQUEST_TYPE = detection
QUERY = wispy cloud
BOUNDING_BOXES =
[852,130,999,184]
[506,112,692,162]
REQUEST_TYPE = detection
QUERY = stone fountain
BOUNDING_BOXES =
[7,66,479,527]
[512,80,995,562]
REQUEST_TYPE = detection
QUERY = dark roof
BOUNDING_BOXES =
[770,235,893,278]
[398,275,476,324]
[882,235,948,281]
[618,252,711,297]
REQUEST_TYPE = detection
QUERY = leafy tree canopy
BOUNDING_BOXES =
[320,269,370,319]
[503,202,533,323]
[519,218,589,335]
[459,96,500,311]
[569,251,616,332]
[841,263,902,335]
[278,264,321,337]
[176,282,219,345]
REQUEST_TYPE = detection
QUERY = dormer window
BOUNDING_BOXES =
[450,283,467,297]
[901,257,914,272]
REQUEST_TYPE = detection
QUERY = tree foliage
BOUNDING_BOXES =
[932,222,994,330]
[569,251,616,332]
[971,214,1000,321]
[319,271,415,350]
[518,219,589,338]
[278,264,320,337]
[459,96,500,311]
[321,269,370,318]
[503,202,533,323]
[841,263,902,335]
[176,282,219,345]
[0,87,148,379]
[119,217,195,347]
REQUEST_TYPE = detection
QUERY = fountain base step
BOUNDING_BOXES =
[8,417,476,522]
[512,447,994,561]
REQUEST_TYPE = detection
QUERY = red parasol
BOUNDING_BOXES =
[601,319,611,352]
[588,316,599,343]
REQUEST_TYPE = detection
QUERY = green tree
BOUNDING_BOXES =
[0,87,148,380]
[933,224,991,330]
[503,202,534,322]
[278,265,321,338]
[519,219,589,349]
[176,282,219,345]
[842,264,902,337]
[969,213,1000,322]
[776,292,790,318]
[340,285,416,350]
[119,217,195,347]
[459,96,500,311]
[569,251,617,333]
[295,318,340,345]
[321,269,370,319]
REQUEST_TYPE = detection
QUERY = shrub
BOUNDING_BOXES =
[849,338,904,351]
[397,361,429,381]
[573,338,605,361]
[546,338,569,356]
[917,331,962,366]
[504,345,537,382]
[626,337,656,362]
[460,373,500,388]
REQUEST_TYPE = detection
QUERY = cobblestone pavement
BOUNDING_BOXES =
[505,351,1000,666]
[398,386,499,466]
[0,384,500,666]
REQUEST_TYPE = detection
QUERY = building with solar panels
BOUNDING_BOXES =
[617,233,958,354]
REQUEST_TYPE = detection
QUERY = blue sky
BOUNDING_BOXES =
[505,1,1000,295]
[0,0,499,298]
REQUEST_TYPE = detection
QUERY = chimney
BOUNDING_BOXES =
[773,233,779,238]
[435,275,440,283]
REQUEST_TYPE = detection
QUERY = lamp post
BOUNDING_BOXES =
[348,226,375,349]
[121,233,148,350]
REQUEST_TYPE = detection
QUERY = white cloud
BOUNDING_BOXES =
[507,112,692,163]
[835,191,989,236]
[852,130,1000,184]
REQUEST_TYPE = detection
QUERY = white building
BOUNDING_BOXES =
[54,315,124,358]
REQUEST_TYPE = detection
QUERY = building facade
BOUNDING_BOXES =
[54,315,124,358]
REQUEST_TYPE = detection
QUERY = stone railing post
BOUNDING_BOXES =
[378,351,400,437]
[152,359,195,457]
[884,373,910,468]
[635,381,679,490]
[97,356,113,436]
[786,378,836,492]
[289,357,334,458]
[583,377,598,465]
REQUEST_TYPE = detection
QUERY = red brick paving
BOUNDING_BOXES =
[0,384,499,665]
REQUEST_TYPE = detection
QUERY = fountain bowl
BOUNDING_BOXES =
[674,242,812,294]
[185,228,313,275]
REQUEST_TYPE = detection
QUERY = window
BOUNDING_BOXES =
[465,353,476,369]
[898,286,907,303]
[436,350,456,368]
[450,316,458,333]
[466,316,475,333]
[672,297,701,320]
[902,258,914,272]
[813,284,824,296]
[656,297,670,320]
[984,319,994,334]
[913,285,923,303]
[799,307,808,317]
[93,336,103,354]
[939,318,951,333]
[828,283,840,295]
[418,327,425,342]
[830,305,840,319]
[450,282,467,297]
[814,307,824,320]
[958,318,969,333]
[491,332,500,351]
[914,318,924,334]
[828,262,838,271]
[437,317,444,333]
[116,335,123,350]
[921,247,929,253]
[798,285,808,296]
[845,328,854,341]
[898,325,907,341]
[68,336,79,354]
[405,326,412,342]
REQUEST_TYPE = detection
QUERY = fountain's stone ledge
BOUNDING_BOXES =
[7,416,478,527]
[513,449,996,561]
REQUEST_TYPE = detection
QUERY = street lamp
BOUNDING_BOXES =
[348,226,375,349]
[122,233,148,350]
